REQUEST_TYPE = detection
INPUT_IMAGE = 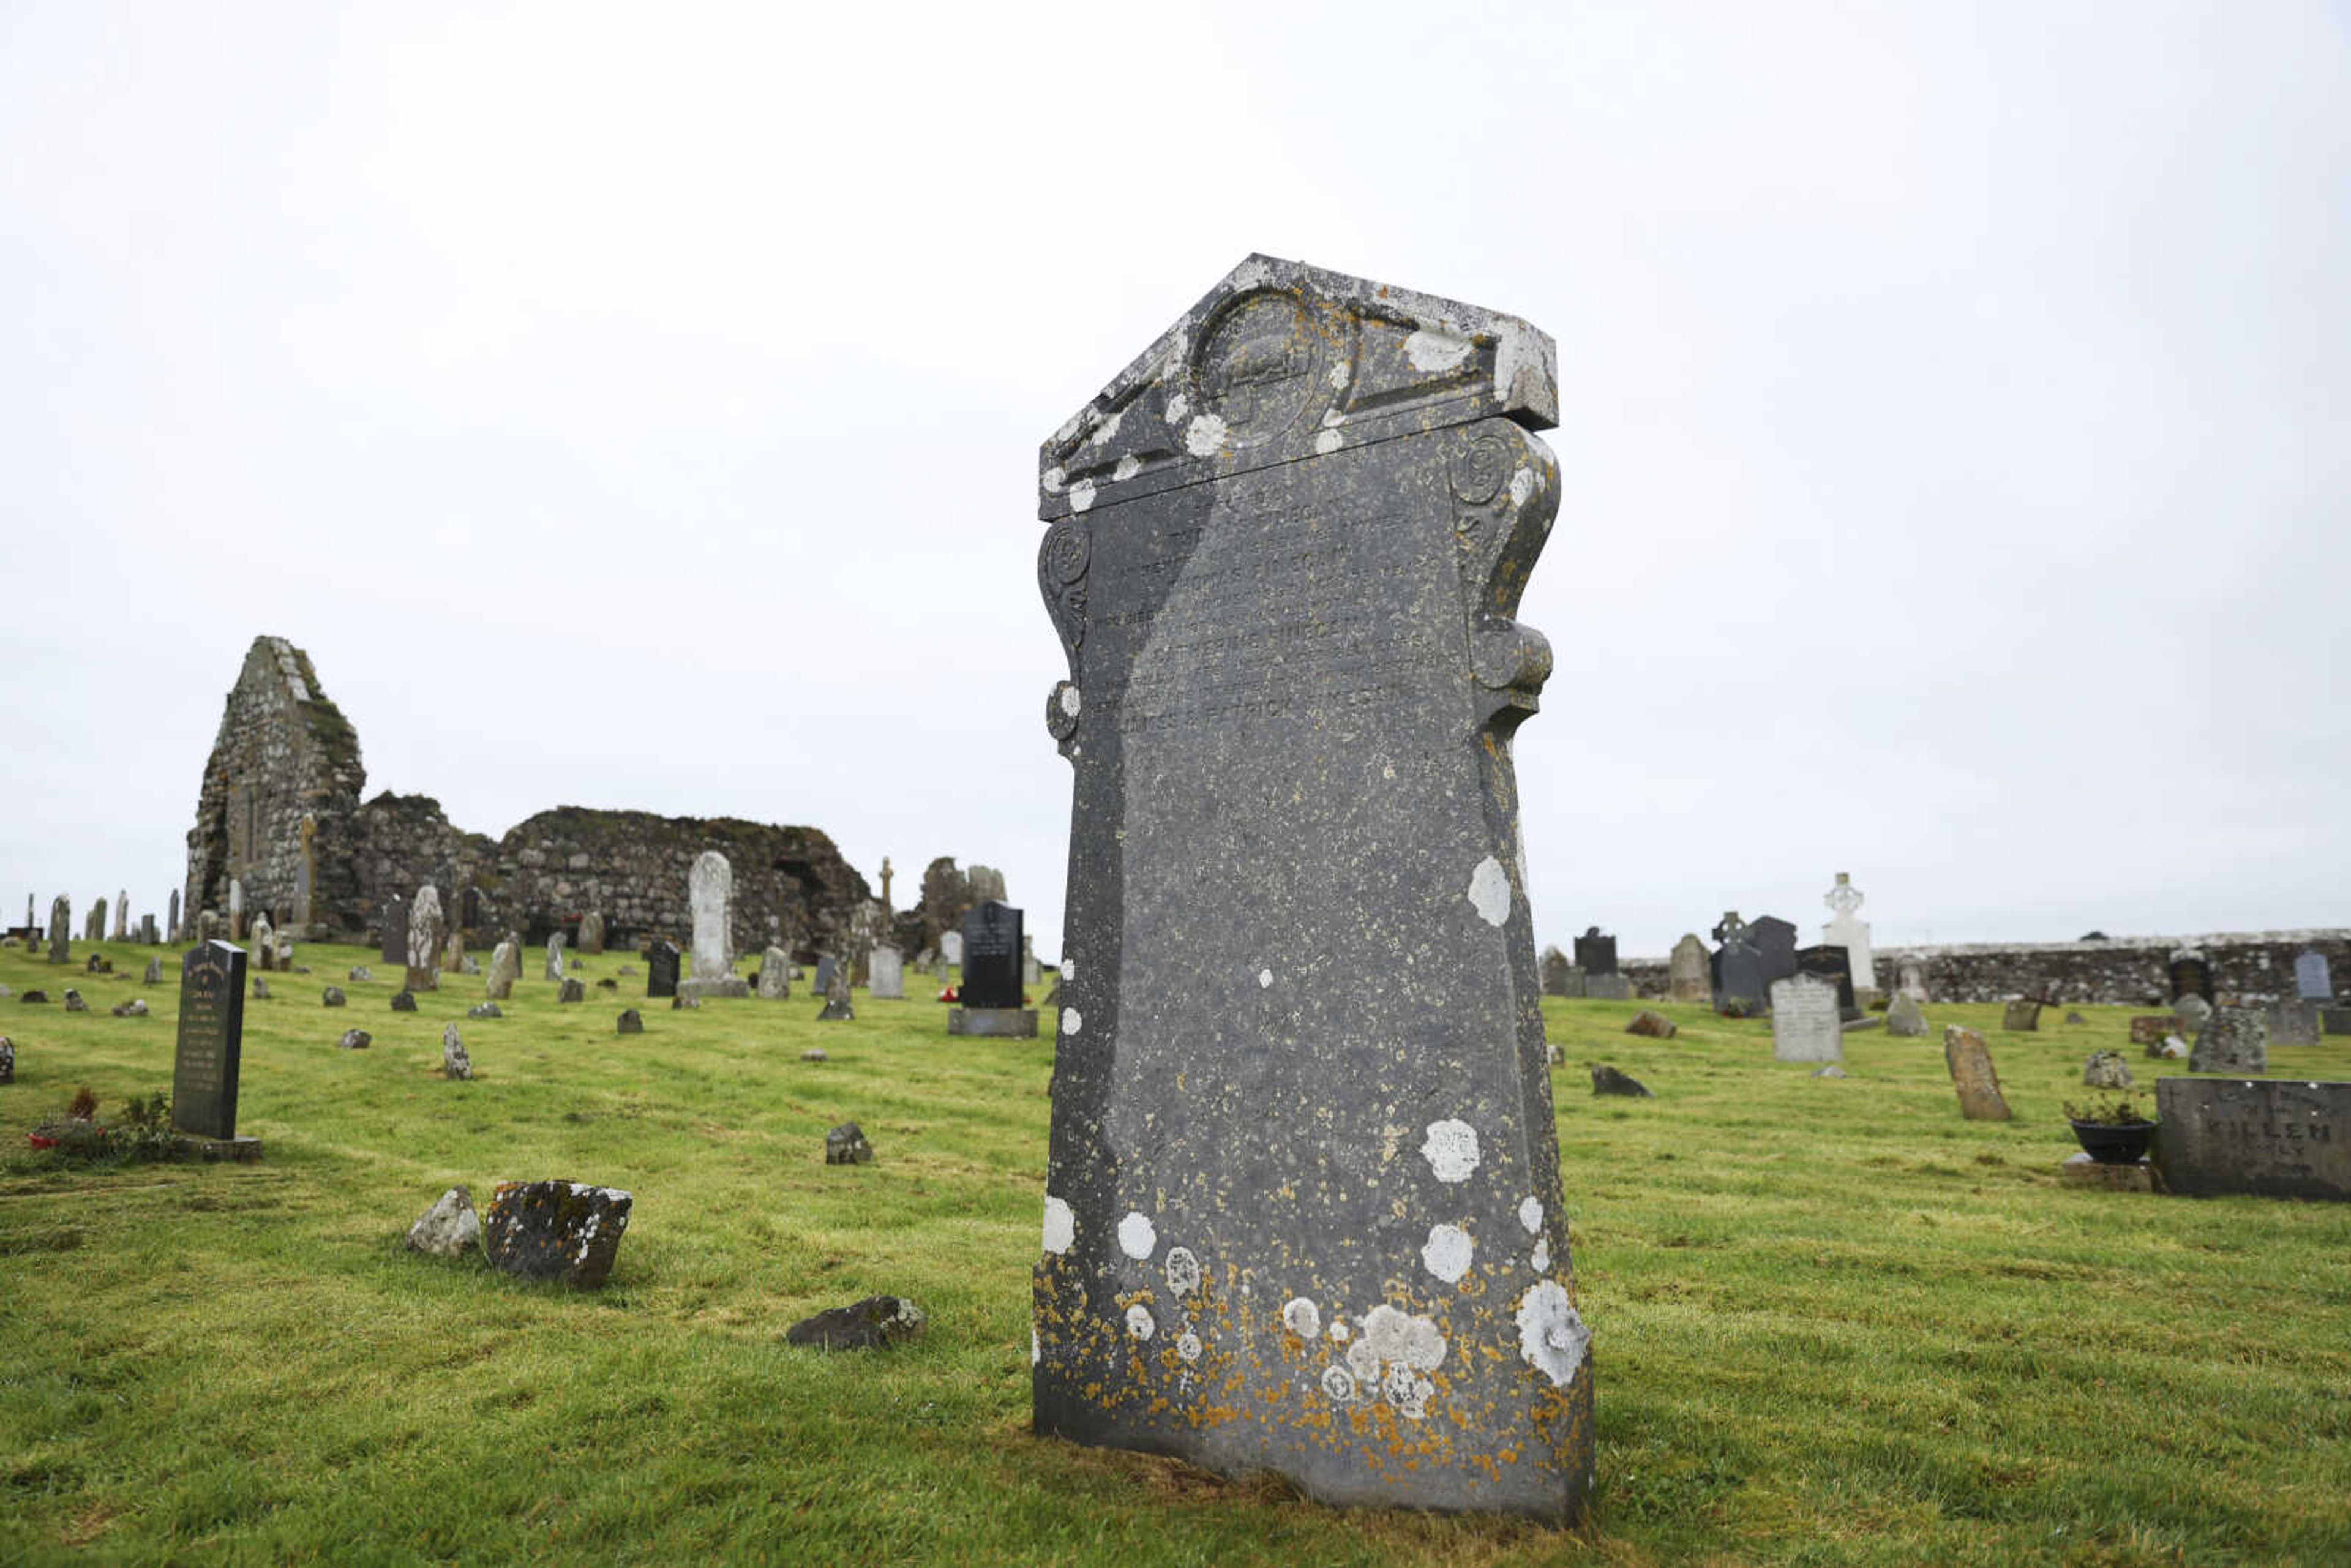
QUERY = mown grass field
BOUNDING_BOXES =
[2,937,2348,1566]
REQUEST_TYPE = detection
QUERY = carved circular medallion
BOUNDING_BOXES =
[1448,432,1511,505]
[1191,291,1326,451]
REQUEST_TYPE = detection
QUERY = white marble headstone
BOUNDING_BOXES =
[1771,973,1843,1063]
[1820,872,1876,989]
[689,850,733,983]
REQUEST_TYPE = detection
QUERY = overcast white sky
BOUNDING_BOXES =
[4,2,2345,961]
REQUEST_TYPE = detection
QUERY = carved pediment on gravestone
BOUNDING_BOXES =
[1037,251,1559,538]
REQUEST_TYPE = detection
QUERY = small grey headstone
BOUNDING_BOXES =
[407,1187,483,1257]
[2001,999,2041,1032]
[868,942,904,1002]
[485,942,518,1001]
[348,966,372,982]
[1584,973,1632,1002]
[110,998,148,1018]
[2082,1050,2133,1089]
[1884,994,1927,1037]
[756,945,792,1001]
[1539,947,1572,997]
[800,1048,827,1062]
[825,1121,872,1165]
[144,958,162,985]
[391,991,416,1012]
[545,932,565,983]
[467,1002,502,1019]
[1812,1065,1847,1079]
[786,1295,924,1351]
[558,979,585,1004]
[617,1008,643,1035]
[1943,1026,2011,1121]
[250,978,270,1001]
[2173,994,2214,1036]
[2267,1000,2321,1048]
[64,989,88,1013]
[338,1029,372,1049]
[2293,950,2333,1002]
[1589,1064,1652,1098]
[817,967,854,1022]
[0,1037,13,1084]
[442,1024,472,1080]
[2190,1009,2265,1075]
[322,986,346,1007]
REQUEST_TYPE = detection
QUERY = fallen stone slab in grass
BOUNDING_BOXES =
[786,1295,925,1351]
[1624,1010,1676,1039]
[482,1180,632,1287]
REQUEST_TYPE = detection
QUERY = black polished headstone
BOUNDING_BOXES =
[1031,257,1587,1520]
[961,901,1023,1010]
[2169,956,2214,1004]
[1571,926,1617,977]
[172,940,247,1139]
[1748,917,1799,995]
[647,940,680,999]
[1795,944,1859,1019]
[2154,1077,2350,1201]
[380,896,408,967]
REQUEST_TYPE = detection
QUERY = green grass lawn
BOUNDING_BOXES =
[2,939,2347,1566]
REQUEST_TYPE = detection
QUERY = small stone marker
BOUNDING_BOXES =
[1589,1064,1652,1097]
[442,1024,473,1079]
[756,945,793,1000]
[251,912,276,971]
[682,851,751,1000]
[391,990,416,1012]
[1624,1010,1677,1039]
[1943,1026,2011,1121]
[1885,994,1927,1037]
[812,954,839,996]
[1540,947,1570,997]
[786,1296,924,1351]
[543,932,565,983]
[110,999,148,1018]
[2153,1077,2351,1201]
[144,957,162,985]
[405,886,443,993]
[48,895,69,964]
[2001,999,2042,1032]
[0,1037,12,1084]
[348,966,372,982]
[64,989,89,1013]
[486,942,518,1000]
[1572,926,1618,977]
[171,939,253,1149]
[2082,1051,2133,1089]
[800,1048,827,1062]
[2267,1000,2322,1048]
[1029,257,1588,1520]
[250,978,271,1001]
[647,941,680,999]
[482,1181,632,1287]
[940,930,963,967]
[338,1029,371,1049]
[580,912,607,956]
[2130,1015,2180,1047]
[407,1187,483,1257]
[1023,934,1041,986]
[557,978,583,1004]
[1667,934,1709,1003]
[824,1121,874,1164]
[817,966,854,1022]
[1769,973,1842,1063]
[322,986,346,1007]
[2190,1009,2266,1075]
[467,1002,501,1019]
[617,1008,643,1035]
[2174,994,2214,1037]
[2293,950,2333,1001]
[868,942,904,1000]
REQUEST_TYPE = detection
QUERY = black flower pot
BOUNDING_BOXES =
[2069,1119,2156,1165]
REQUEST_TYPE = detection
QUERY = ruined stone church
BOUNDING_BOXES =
[186,636,872,954]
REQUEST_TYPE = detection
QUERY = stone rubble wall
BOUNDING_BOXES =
[1621,929,2350,1006]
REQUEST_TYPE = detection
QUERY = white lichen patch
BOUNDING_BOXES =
[1518,1196,1543,1234]
[1509,465,1535,508]
[1313,429,1344,456]
[1164,1247,1201,1296]
[1185,413,1228,457]
[1177,1332,1202,1364]
[1059,685,1081,718]
[1329,1320,1349,1342]
[1321,1365,1357,1401]
[1062,958,1075,981]
[1326,359,1351,390]
[1345,1337,1381,1384]
[1404,325,1474,373]
[1421,1224,1474,1284]
[1088,410,1123,447]
[1062,1007,1082,1037]
[1467,856,1512,926]
[1117,1210,1157,1261]
[1420,1119,1480,1183]
[1257,968,1272,989]
[1041,1195,1075,1256]
[1042,465,1067,494]
[1228,257,1271,292]
[1531,1237,1551,1273]
[1281,1296,1321,1340]
[1068,479,1097,514]
[1125,1304,1155,1340]
[1514,1280,1590,1387]
[1032,1327,1041,1365]
[1112,454,1141,483]
[1165,391,1188,426]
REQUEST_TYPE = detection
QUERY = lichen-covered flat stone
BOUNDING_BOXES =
[481,1180,631,1287]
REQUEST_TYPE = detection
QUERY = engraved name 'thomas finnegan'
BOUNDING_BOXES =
[1031,256,1591,1522]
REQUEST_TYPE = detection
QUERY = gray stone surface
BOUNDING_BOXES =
[171,940,247,1139]
[486,941,518,1000]
[48,895,68,964]
[322,986,345,1007]
[442,1023,472,1079]
[251,913,275,971]
[1584,973,1632,1002]
[816,966,854,1022]
[1030,257,1587,1520]
[2154,1077,2351,1200]
[405,885,442,993]
[407,1186,482,1256]
[2174,994,2214,1037]
[647,941,680,999]
[1769,973,1842,1063]
[2001,999,2042,1032]
[689,850,733,983]
[939,931,963,967]
[558,978,584,1004]
[167,890,181,945]
[2083,1050,2133,1089]
[1943,1026,2011,1120]
[1589,1063,1652,1097]
[482,1181,631,1286]
[544,932,564,983]
[949,1006,1037,1038]
[2294,949,2333,1000]
[812,954,839,996]
[786,1294,924,1350]
[825,1120,873,1165]
[0,1036,12,1084]
[1885,994,1927,1037]
[144,957,163,985]
[467,1002,501,1019]
[617,1008,642,1035]
[338,1029,371,1049]
[110,998,149,1018]
[2191,1008,2267,1075]
[1667,934,1709,1003]
[390,990,416,1012]
[868,942,904,1001]
[1539,947,1571,996]
[1624,1010,1676,1040]
[757,945,793,1000]
[2267,1000,2321,1047]
[1572,926,1617,977]
[579,911,606,955]
[963,902,1024,1008]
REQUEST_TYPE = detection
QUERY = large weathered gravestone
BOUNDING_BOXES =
[173,939,257,1152]
[2268,1000,2322,1048]
[2191,1009,2266,1075]
[251,912,276,972]
[869,942,905,1001]
[1769,973,1842,1063]
[1539,947,1572,997]
[48,895,68,964]
[167,890,181,944]
[681,850,750,1000]
[1819,872,1876,991]
[1943,1026,2011,1120]
[756,945,793,1000]
[544,932,565,983]
[2153,1078,2351,1201]
[2168,954,2214,1005]
[1884,992,1927,1037]
[485,942,519,1000]
[379,895,408,968]
[1667,934,1709,1003]
[1749,916,1800,995]
[1030,258,1588,1520]
[1572,926,1616,977]
[580,912,607,956]
[2294,950,2334,1002]
[405,886,442,993]
[647,940,681,999]
[113,888,127,942]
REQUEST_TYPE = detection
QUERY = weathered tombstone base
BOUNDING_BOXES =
[2060,1152,2151,1192]
[678,977,751,1002]
[175,1134,263,1162]
[949,1007,1038,1038]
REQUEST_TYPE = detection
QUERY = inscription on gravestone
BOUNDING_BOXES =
[1794,944,1857,1018]
[2154,1077,2350,1201]
[172,940,247,1140]
[1030,258,1588,1520]
[1769,973,1842,1063]
[962,901,1024,1010]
